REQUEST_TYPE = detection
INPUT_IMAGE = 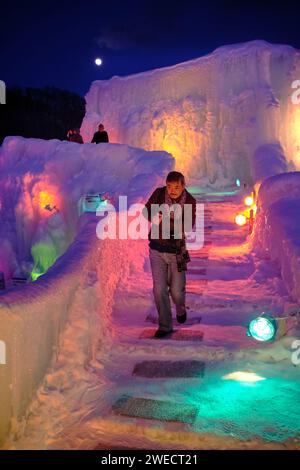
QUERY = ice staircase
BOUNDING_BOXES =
[27,191,296,450]
[91,194,250,450]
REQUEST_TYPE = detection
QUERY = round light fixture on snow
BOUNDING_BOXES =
[247,314,278,342]
[244,195,254,206]
[235,214,247,226]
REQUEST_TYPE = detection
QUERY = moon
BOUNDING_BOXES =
[95,58,102,66]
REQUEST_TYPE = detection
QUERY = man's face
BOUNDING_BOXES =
[99,125,104,131]
[166,180,184,199]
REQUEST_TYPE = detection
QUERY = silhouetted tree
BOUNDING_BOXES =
[0,86,85,144]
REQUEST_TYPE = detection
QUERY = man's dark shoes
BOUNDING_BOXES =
[176,310,187,324]
[154,329,173,339]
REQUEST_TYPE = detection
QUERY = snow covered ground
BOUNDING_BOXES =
[2,187,300,450]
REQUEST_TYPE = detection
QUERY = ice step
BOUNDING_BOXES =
[112,395,198,424]
[187,268,207,276]
[132,360,206,378]
[90,415,254,450]
[186,279,208,294]
[0,272,5,290]
[190,254,209,260]
[140,328,204,341]
[192,241,213,248]
[145,313,202,326]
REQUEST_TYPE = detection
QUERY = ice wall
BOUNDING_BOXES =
[0,137,173,285]
[0,216,149,445]
[81,40,300,186]
[0,137,173,444]
[252,171,300,303]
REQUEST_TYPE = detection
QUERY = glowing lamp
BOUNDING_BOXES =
[247,314,278,342]
[222,371,266,383]
[81,193,109,213]
[236,179,241,187]
[31,271,43,281]
[235,214,247,226]
[244,195,254,206]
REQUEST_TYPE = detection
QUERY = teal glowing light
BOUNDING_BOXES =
[236,178,241,187]
[81,194,108,213]
[222,371,266,383]
[186,363,300,442]
[186,187,238,196]
[247,314,278,342]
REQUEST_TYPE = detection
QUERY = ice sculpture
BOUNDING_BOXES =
[82,40,300,186]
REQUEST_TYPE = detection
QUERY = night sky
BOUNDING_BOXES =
[1,0,300,97]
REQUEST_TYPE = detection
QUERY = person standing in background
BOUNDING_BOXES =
[91,123,109,143]
[67,128,83,143]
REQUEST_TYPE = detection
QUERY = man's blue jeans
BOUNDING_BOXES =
[149,247,186,332]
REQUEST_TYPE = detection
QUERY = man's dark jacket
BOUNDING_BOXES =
[143,186,197,253]
[91,130,109,143]
[70,133,83,144]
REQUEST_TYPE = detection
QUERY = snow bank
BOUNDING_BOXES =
[0,136,173,444]
[0,136,173,284]
[251,142,288,183]
[252,171,300,302]
[81,40,300,186]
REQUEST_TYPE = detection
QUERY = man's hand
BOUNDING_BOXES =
[152,212,163,225]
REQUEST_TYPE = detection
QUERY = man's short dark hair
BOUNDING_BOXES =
[166,171,185,185]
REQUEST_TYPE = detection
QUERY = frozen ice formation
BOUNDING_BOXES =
[82,40,300,186]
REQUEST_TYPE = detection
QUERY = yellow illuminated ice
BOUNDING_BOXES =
[39,190,56,209]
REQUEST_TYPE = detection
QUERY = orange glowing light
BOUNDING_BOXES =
[244,195,254,207]
[39,191,56,210]
[244,204,257,219]
[235,214,247,226]
[148,102,202,178]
